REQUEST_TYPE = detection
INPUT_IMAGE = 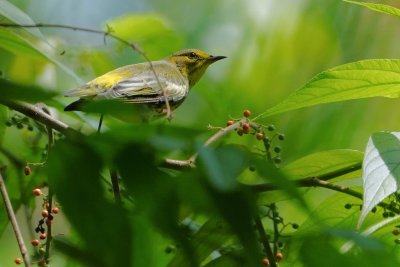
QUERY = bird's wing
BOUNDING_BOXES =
[64,62,189,104]
[97,64,189,104]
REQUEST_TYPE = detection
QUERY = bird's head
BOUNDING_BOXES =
[166,49,226,87]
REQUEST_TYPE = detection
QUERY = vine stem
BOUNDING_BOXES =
[254,215,277,267]
[0,172,31,267]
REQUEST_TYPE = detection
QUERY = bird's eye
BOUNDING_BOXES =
[188,52,198,59]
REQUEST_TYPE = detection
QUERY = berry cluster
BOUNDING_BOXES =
[5,113,34,131]
[29,188,60,265]
[258,204,298,265]
[226,110,285,166]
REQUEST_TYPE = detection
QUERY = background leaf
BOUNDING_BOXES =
[344,1,400,18]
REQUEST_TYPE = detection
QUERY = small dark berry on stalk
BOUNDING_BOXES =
[274,146,281,153]
[274,157,281,164]
[256,132,264,140]
[24,166,31,176]
[267,125,275,131]
[344,203,352,209]
[292,223,299,229]
[278,133,285,140]
[249,165,256,172]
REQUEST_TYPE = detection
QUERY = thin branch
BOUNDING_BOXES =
[254,215,277,267]
[0,100,81,139]
[109,170,122,205]
[0,172,31,267]
[0,23,172,119]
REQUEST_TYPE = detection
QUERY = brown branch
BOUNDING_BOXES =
[0,100,81,139]
[0,23,172,119]
[0,172,31,267]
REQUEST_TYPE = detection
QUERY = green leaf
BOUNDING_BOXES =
[48,139,132,267]
[0,29,45,59]
[255,59,400,119]
[344,1,400,18]
[0,0,47,39]
[0,1,81,82]
[197,145,249,192]
[251,158,309,210]
[359,132,400,226]
[106,14,183,58]
[0,78,57,102]
[282,149,363,179]
[168,220,232,267]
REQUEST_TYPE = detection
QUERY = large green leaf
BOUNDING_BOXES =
[344,1,400,18]
[48,139,132,267]
[359,132,400,226]
[283,149,363,179]
[106,13,183,58]
[255,59,400,119]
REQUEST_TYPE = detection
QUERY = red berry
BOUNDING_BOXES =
[226,120,234,126]
[242,123,251,131]
[40,233,47,240]
[32,188,42,196]
[276,252,284,261]
[243,109,251,118]
[15,258,23,265]
[52,207,59,214]
[31,239,40,246]
[256,132,265,140]
[262,258,270,266]
[41,210,49,218]
[24,166,31,176]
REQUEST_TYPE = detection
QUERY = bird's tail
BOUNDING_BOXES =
[64,99,88,111]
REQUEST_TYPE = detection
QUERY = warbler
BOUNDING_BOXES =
[64,49,226,117]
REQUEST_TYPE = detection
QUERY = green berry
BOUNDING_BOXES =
[344,203,352,209]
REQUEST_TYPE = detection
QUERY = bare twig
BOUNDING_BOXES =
[0,172,31,267]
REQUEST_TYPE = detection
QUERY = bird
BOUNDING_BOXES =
[64,49,226,119]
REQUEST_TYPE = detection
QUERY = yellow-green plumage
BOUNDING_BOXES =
[64,49,226,115]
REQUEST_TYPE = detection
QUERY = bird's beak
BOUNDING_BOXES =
[207,55,227,63]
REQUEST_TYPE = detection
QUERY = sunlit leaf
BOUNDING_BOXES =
[359,132,400,226]
[344,1,400,18]
[0,29,45,59]
[0,1,81,82]
[283,149,363,179]
[256,59,400,119]
[106,14,183,58]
